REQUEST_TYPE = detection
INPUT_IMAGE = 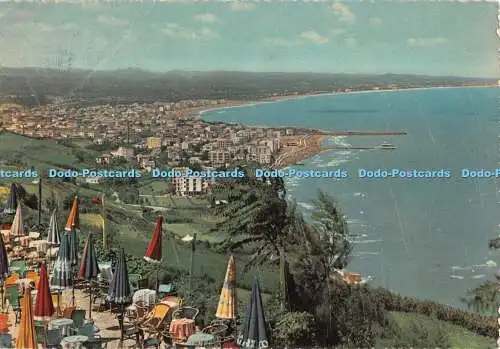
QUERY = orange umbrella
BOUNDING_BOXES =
[216,255,237,319]
[64,197,79,232]
[34,263,54,321]
[16,286,36,349]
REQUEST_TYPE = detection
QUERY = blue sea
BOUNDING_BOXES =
[202,87,500,308]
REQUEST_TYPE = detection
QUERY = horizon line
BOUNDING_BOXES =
[0,66,497,80]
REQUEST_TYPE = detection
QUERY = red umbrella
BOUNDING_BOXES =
[34,263,54,321]
[144,216,163,263]
[144,216,163,290]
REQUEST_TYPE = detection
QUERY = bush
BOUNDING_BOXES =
[273,312,317,347]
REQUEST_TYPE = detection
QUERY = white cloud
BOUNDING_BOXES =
[300,30,328,44]
[331,2,355,23]
[160,23,218,41]
[193,13,217,23]
[331,28,347,37]
[407,37,449,47]
[97,14,127,26]
[263,37,297,47]
[369,17,382,26]
[229,2,255,11]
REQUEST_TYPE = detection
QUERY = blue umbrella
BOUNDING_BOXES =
[47,208,61,246]
[0,234,9,310]
[50,233,73,289]
[237,279,269,349]
[107,248,132,343]
[68,229,79,269]
[4,183,17,214]
[50,233,73,312]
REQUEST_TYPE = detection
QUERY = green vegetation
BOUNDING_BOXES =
[0,134,497,347]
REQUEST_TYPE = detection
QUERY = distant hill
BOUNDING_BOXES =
[0,67,496,106]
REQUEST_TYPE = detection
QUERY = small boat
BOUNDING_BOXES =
[379,141,396,150]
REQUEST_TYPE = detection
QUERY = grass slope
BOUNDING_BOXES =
[377,311,495,349]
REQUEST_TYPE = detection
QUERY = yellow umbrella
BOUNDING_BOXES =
[16,286,36,349]
[215,255,237,319]
[64,196,79,232]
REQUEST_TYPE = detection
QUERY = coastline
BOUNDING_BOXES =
[192,84,494,168]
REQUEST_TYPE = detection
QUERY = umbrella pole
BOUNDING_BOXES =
[0,281,4,312]
[88,282,92,320]
[119,303,125,344]
[156,269,159,293]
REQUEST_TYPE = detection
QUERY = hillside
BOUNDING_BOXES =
[0,68,495,106]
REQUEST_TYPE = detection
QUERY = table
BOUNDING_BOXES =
[29,240,49,253]
[132,289,156,307]
[98,263,112,281]
[186,333,216,346]
[28,232,40,239]
[170,318,196,341]
[60,335,88,349]
[50,318,74,337]
[18,236,31,247]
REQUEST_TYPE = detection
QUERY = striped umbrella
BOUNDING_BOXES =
[68,228,79,269]
[0,234,8,311]
[107,248,132,343]
[47,208,61,245]
[50,233,73,311]
[144,216,163,290]
[4,183,17,214]
[216,255,237,320]
[78,233,100,320]
[34,263,54,321]
[10,203,25,239]
[237,279,269,349]
[64,196,79,232]
[16,286,36,349]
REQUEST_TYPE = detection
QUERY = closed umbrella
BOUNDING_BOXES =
[34,263,54,321]
[4,183,17,214]
[78,233,100,320]
[10,203,24,239]
[47,208,61,246]
[64,196,79,232]
[0,234,8,311]
[237,279,269,349]
[16,286,36,349]
[216,255,237,320]
[50,233,73,313]
[68,228,79,269]
[143,216,163,291]
[107,248,132,343]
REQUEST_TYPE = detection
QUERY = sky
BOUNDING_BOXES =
[0,1,498,77]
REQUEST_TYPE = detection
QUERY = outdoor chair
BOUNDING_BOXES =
[46,328,62,348]
[5,285,20,323]
[202,323,228,345]
[10,260,26,277]
[62,306,76,318]
[78,322,105,348]
[139,303,171,338]
[34,320,48,347]
[142,337,161,349]
[127,301,150,325]
[172,307,199,321]
[25,271,40,288]
[71,309,86,330]
[0,313,9,334]
[5,273,19,286]
[162,295,182,307]
[0,333,12,348]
